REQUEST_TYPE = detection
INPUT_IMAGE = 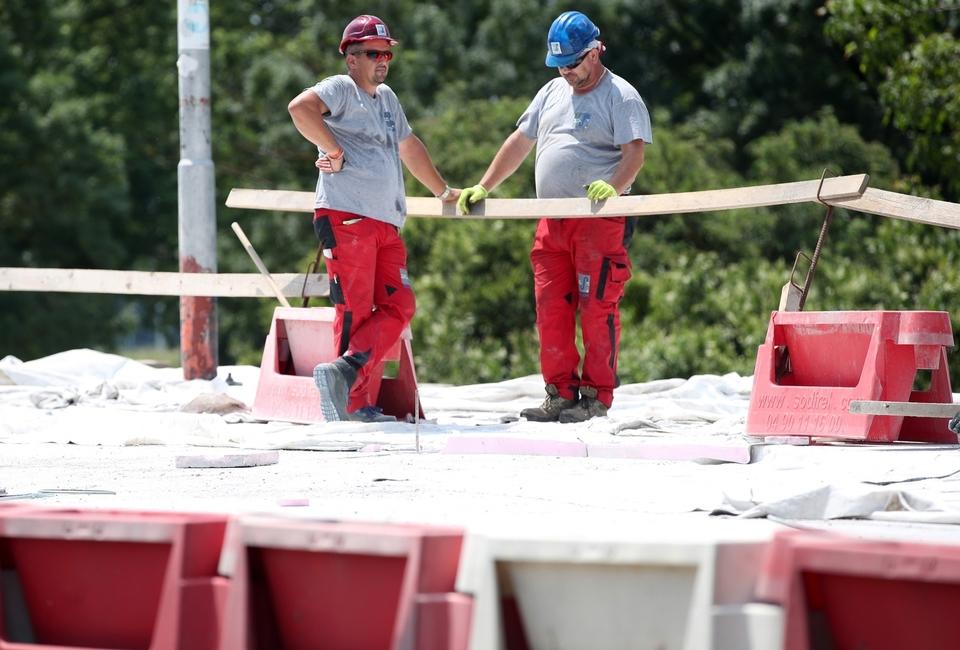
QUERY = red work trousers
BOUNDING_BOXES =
[530,217,633,407]
[314,209,416,412]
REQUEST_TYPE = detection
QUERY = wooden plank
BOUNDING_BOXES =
[225,174,870,219]
[827,187,960,230]
[0,268,329,298]
[226,189,315,213]
[849,400,960,418]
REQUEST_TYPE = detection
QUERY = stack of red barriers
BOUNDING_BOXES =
[0,506,470,650]
[4,505,960,648]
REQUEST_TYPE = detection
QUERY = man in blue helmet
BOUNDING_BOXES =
[458,11,653,423]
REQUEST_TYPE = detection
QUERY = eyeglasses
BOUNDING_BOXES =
[558,51,590,71]
[349,49,394,62]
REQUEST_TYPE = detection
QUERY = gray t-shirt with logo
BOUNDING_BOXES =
[311,75,413,227]
[517,71,653,199]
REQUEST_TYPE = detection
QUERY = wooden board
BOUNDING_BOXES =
[828,187,960,230]
[226,174,870,219]
[0,268,329,298]
[849,400,960,418]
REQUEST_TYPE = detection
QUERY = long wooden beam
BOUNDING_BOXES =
[828,187,960,230]
[0,268,329,298]
[226,174,870,219]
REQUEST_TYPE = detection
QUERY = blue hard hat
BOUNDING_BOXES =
[545,11,600,67]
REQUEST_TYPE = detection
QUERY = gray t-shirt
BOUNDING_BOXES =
[311,75,413,227]
[517,71,653,199]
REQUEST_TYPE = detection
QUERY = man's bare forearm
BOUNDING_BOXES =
[399,135,448,197]
[609,140,645,194]
[288,90,340,153]
[479,130,535,192]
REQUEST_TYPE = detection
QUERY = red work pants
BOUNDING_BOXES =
[314,209,415,412]
[530,217,633,407]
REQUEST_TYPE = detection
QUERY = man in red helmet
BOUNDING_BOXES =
[458,11,652,423]
[288,15,459,423]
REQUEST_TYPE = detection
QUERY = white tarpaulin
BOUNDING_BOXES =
[1,349,959,529]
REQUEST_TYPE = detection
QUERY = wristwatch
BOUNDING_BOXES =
[436,185,452,200]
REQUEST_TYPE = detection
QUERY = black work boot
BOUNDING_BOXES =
[558,386,608,423]
[348,406,398,423]
[520,384,579,422]
[313,357,358,422]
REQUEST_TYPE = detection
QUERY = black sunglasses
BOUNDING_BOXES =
[559,51,590,71]
[350,49,394,62]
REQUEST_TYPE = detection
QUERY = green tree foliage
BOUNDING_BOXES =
[1,0,957,387]
[0,1,142,356]
[616,109,942,384]
[824,0,960,197]
[403,98,539,382]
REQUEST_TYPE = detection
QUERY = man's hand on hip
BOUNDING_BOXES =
[316,147,344,173]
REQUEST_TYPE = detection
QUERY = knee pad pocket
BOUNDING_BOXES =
[595,255,632,302]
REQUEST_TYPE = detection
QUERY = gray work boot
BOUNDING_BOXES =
[348,406,398,423]
[313,357,358,422]
[558,386,608,423]
[520,384,579,422]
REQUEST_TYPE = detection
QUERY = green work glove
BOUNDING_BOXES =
[586,180,617,201]
[457,184,489,214]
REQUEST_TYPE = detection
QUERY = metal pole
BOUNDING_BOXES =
[177,0,218,379]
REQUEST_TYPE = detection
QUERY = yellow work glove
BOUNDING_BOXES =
[586,180,617,200]
[457,184,489,215]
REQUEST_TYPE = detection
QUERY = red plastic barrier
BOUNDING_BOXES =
[415,593,473,650]
[251,306,424,424]
[0,508,229,650]
[219,517,469,650]
[746,310,955,442]
[756,531,960,650]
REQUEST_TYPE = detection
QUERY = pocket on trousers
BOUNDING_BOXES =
[329,274,345,305]
[595,255,632,302]
[313,216,337,251]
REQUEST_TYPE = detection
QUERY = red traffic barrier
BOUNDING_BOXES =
[251,306,423,423]
[415,593,474,650]
[746,310,954,442]
[756,530,960,650]
[0,508,229,650]
[219,517,469,650]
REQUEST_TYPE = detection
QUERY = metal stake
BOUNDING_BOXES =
[785,168,837,311]
[414,387,421,453]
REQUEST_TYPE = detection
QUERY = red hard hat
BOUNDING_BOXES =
[339,15,398,54]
